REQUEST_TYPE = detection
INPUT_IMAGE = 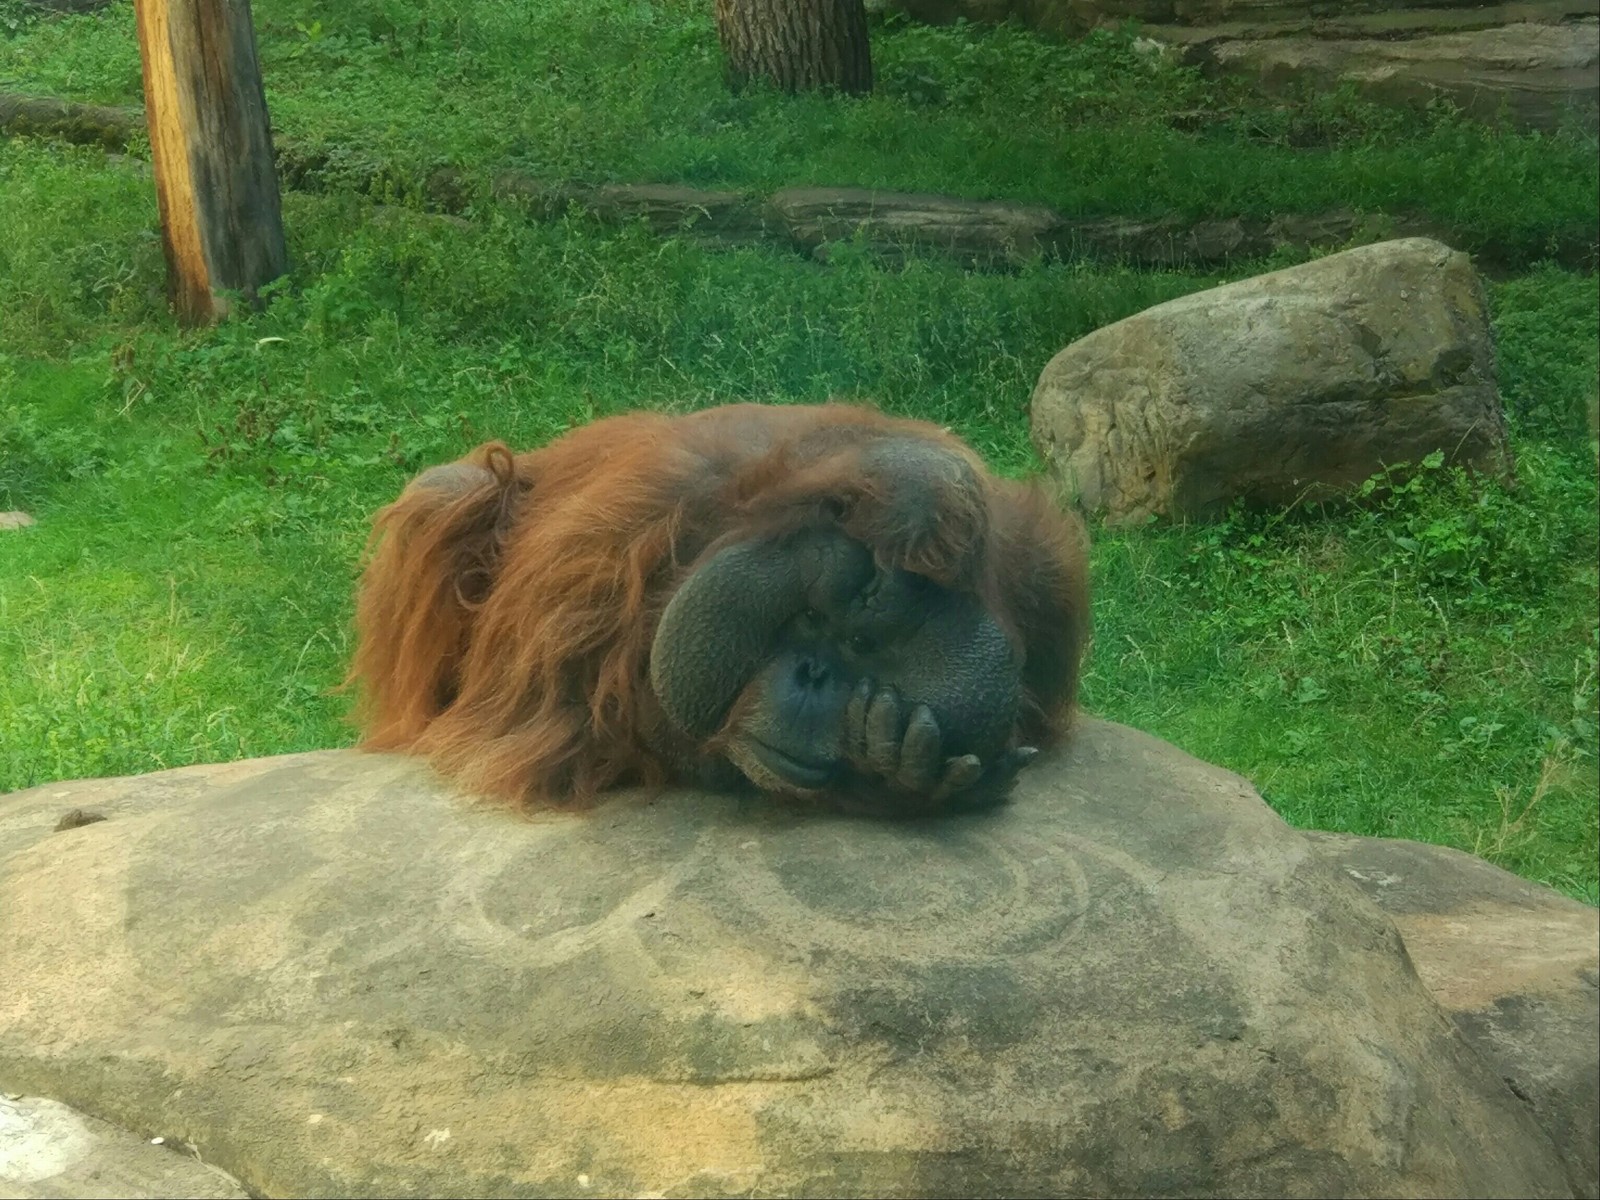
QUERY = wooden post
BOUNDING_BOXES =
[133,0,287,325]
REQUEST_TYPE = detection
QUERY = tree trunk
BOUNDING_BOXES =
[714,0,873,96]
[133,0,287,325]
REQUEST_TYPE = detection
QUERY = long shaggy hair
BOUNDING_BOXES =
[348,403,1089,808]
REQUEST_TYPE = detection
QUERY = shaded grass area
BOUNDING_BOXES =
[1,0,1596,267]
[2,138,1595,899]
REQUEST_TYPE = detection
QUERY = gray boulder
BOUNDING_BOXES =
[2,719,1590,1198]
[1030,237,1511,525]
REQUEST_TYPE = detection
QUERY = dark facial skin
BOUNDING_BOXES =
[729,552,921,790]
[651,527,1030,816]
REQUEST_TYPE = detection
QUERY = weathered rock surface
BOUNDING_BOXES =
[1305,832,1600,1200]
[0,511,37,530]
[0,720,1584,1198]
[0,1094,248,1199]
[1206,20,1600,133]
[879,1,1596,132]
[879,0,1593,44]
[1030,237,1511,524]
[1144,1,1598,45]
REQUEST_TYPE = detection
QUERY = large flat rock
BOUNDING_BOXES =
[881,0,1593,44]
[0,1094,247,1199]
[1207,19,1599,133]
[1305,831,1600,1200]
[0,721,1582,1197]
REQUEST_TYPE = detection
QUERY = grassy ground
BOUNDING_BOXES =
[1,1,1596,899]
[4,0,1596,261]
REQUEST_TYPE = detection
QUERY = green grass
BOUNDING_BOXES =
[1088,442,1599,895]
[2,0,1596,264]
[1,2,1596,901]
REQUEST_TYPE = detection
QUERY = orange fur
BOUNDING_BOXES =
[348,403,1089,808]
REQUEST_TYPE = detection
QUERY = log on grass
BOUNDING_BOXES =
[0,92,141,148]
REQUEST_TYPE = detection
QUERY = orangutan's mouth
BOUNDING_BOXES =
[746,740,838,789]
